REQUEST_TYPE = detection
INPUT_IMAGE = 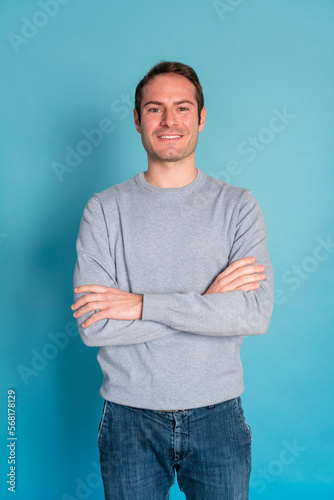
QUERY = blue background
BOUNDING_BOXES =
[1,0,333,498]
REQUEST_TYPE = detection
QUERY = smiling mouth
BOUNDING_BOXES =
[157,135,183,140]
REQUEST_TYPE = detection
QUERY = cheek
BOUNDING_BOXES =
[140,125,153,140]
[183,116,198,131]
[142,119,160,135]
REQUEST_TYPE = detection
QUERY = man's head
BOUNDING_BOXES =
[133,61,206,166]
[135,61,204,125]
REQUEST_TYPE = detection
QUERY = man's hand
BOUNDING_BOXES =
[204,256,266,294]
[71,285,143,328]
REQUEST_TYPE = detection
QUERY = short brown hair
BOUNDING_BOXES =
[135,61,204,124]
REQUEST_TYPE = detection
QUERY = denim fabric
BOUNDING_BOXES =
[98,397,252,500]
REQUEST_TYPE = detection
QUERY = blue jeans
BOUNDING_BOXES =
[98,397,252,500]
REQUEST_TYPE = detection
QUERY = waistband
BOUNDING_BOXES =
[157,409,186,412]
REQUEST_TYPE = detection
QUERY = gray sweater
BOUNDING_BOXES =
[73,168,274,410]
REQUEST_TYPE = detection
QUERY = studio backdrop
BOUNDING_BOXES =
[1,1,333,499]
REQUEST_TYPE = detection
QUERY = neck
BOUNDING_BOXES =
[144,158,198,188]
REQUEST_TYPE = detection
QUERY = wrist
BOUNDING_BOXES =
[136,294,143,319]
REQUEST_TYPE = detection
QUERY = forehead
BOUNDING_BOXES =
[141,73,197,106]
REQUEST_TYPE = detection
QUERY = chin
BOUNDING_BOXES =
[156,154,185,162]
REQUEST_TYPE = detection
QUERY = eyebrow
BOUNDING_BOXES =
[143,100,196,108]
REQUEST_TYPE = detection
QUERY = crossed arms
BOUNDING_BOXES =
[72,256,266,325]
[72,193,274,346]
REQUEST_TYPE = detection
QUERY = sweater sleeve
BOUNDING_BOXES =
[141,190,274,337]
[73,196,182,347]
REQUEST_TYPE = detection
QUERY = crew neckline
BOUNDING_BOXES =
[137,168,204,194]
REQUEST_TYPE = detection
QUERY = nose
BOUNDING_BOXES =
[160,108,178,127]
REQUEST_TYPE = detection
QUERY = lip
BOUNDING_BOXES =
[156,135,183,141]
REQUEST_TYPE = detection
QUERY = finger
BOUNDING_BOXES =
[81,311,107,329]
[225,264,265,280]
[71,293,108,311]
[230,272,266,289]
[73,301,106,318]
[222,273,265,292]
[233,282,261,292]
[217,267,265,289]
[221,256,256,277]
[74,285,111,294]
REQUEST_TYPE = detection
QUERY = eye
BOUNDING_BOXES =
[148,108,161,113]
[178,107,188,111]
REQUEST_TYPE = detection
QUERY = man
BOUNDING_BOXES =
[71,61,274,500]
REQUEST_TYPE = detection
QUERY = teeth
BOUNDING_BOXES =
[159,135,181,139]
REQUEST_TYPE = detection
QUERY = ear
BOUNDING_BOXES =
[133,109,141,134]
[198,106,206,133]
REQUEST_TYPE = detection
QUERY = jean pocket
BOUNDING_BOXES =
[233,397,252,442]
[97,400,108,448]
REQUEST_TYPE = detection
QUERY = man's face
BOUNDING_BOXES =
[134,73,206,164]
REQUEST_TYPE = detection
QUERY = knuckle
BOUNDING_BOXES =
[106,307,113,317]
